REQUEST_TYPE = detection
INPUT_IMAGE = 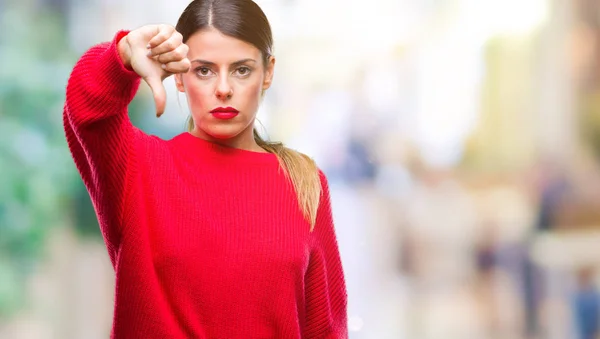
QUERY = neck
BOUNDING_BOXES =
[190,125,267,153]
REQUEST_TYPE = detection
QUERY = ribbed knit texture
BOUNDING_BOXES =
[63,31,348,339]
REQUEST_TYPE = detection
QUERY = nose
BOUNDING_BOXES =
[215,75,233,101]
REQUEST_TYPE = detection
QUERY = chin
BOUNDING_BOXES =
[201,123,246,140]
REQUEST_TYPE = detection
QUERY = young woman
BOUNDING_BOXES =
[63,0,348,338]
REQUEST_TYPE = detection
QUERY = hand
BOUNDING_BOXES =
[118,24,191,117]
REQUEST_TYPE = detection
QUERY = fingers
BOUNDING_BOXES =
[162,58,191,74]
[146,27,188,75]
[130,24,188,117]
[144,75,167,117]
[156,44,189,64]
[148,31,183,56]
[146,24,175,49]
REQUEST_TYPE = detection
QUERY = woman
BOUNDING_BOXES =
[63,0,348,338]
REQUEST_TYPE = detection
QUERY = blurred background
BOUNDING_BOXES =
[3,0,600,338]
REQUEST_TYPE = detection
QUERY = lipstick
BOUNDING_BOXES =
[210,107,239,120]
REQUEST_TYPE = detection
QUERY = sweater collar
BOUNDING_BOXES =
[171,132,279,165]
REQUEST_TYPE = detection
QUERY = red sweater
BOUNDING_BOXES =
[63,31,348,339]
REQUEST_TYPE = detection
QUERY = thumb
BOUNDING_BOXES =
[144,75,167,117]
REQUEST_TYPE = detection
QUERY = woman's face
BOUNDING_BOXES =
[176,27,275,143]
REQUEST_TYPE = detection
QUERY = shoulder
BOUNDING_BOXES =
[130,128,175,159]
[288,148,330,195]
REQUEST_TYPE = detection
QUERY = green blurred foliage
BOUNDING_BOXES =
[0,3,73,317]
[0,2,149,318]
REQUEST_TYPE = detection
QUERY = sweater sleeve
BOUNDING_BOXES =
[304,171,349,339]
[63,30,142,259]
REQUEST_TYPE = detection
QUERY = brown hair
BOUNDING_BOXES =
[176,0,321,230]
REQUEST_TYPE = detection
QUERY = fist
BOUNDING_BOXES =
[118,24,191,117]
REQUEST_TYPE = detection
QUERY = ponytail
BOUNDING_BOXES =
[253,129,321,230]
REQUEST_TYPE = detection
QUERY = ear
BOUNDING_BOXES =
[262,55,275,91]
[175,74,185,92]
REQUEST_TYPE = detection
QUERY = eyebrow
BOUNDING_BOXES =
[191,58,257,67]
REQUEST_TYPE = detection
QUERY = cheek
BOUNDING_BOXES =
[239,80,263,106]
[184,81,211,107]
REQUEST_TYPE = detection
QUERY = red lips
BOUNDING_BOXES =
[210,107,239,120]
[210,107,239,113]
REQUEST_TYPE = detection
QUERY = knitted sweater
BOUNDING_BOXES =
[63,31,348,339]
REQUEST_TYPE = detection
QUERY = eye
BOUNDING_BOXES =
[235,66,252,77]
[195,67,213,77]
